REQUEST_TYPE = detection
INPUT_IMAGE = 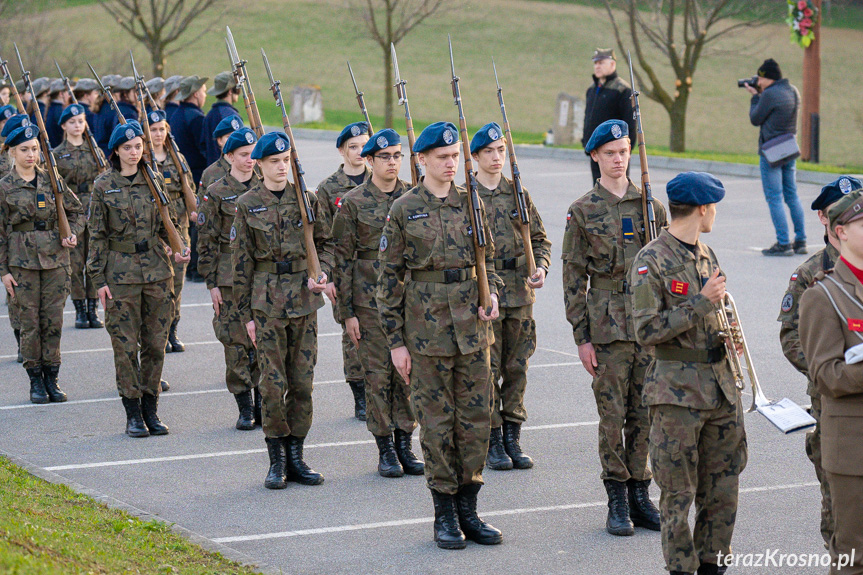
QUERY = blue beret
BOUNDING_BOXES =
[213,115,243,139]
[361,129,401,157]
[812,176,862,212]
[145,109,167,125]
[0,105,16,122]
[336,122,370,148]
[251,131,290,159]
[470,122,504,154]
[223,127,257,155]
[413,121,459,153]
[1,114,31,138]
[58,104,86,127]
[108,121,143,151]
[5,124,40,147]
[666,172,725,206]
[585,119,629,153]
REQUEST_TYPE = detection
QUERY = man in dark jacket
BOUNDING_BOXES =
[582,49,636,184]
[203,72,240,165]
[747,58,806,257]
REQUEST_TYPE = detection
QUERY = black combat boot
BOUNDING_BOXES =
[627,478,661,531]
[253,386,262,427]
[486,426,513,470]
[140,393,169,435]
[455,483,503,545]
[42,365,67,403]
[670,572,694,575]
[27,367,49,404]
[73,299,89,329]
[284,436,324,485]
[14,329,22,363]
[264,437,287,490]
[160,380,170,392]
[86,299,103,328]
[348,379,366,421]
[697,564,720,575]
[375,434,404,478]
[234,390,255,431]
[121,397,149,438]
[603,479,635,536]
[431,490,466,549]
[502,420,533,469]
[393,428,424,475]
[167,318,185,353]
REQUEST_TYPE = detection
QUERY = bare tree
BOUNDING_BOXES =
[348,0,453,127]
[602,0,770,152]
[99,0,226,76]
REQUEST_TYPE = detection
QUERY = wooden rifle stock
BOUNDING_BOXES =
[627,51,657,243]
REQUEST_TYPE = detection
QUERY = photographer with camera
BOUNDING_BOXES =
[744,58,806,257]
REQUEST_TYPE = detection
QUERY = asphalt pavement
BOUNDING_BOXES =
[0,138,834,575]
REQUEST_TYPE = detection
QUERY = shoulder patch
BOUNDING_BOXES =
[379,235,388,252]
[781,293,794,313]
[790,273,798,281]
[230,226,237,242]
[849,318,863,332]
[637,265,648,275]
[197,212,206,225]
[202,194,209,202]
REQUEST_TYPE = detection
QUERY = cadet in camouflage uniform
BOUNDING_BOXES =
[198,127,261,431]
[469,122,552,472]
[1,124,83,403]
[232,131,333,490]
[316,122,370,421]
[778,179,852,546]
[88,121,189,438]
[331,128,422,478]
[198,114,243,203]
[630,172,747,575]
[562,120,665,536]
[0,108,23,363]
[55,103,107,330]
[148,109,194,354]
[377,122,503,549]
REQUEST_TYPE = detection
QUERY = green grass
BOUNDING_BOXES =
[0,457,260,574]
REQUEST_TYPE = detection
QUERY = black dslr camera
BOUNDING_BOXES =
[737,76,759,89]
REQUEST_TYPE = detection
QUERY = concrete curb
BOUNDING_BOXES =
[0,451,282,575]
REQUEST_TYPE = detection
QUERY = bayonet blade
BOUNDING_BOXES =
[493,57,500,90]
[391,43,400,84]
[54,59,64,79]
[130,50,139,80]
[87,62,101,85]
[627,50,637,96]
[226,26,237,62]
[348,61,361,95]
[448,34,456,79]
[13,43,25,75]
[225,38,234,67]
[261,48,275,87]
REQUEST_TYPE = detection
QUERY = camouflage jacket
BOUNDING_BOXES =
[563,180,667,345]
[198,171,258,289]
[315,164,370,234]
[0,167,83,275]
[630,229,737,409]
[332,178,409,320]
[155,151,193,226]
[778,241,839,395]
[231,183,335,323]
[87,168,176,288]
[197,156,230,201]
[54,140,106,199]
[476,176,552,309]
[377,180,502,357]
[0,149,10,175]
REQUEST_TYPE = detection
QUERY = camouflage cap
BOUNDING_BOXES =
[145,76,165,94]
[828,186,863,229]
[74,78,99,92]
[592,48,616,62]
[207,71,236,97]
[178,75,208,100]
[49,78,66,95]
[32,77,51,96]
[15,79,26,93]
[163,75,184,96]
[114,76,136,91]
[101,74,122,89]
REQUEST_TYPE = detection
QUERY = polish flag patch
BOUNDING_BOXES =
[790,273,798,281]
[637,265,648,275]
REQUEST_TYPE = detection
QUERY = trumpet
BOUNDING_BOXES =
[715,293,770,412]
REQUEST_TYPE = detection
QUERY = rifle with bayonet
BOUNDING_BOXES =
[55,60,106,173]
[448,35,492,313]
[226,27,264,137]
[261,49,323,283]
[493,58,536,278]
[0,55,26,113]
[627,51,657,243]
[14,44,73,242]
[347,61,373,133]
[131,51,197,219]
[89,62,185,256]
[390,43,420,186]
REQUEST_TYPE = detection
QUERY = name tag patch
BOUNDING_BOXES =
[670,280,688,295]
[407,213,429,221]
[249,206,267,213]
[105,188,121,194]
[223,194,238,201]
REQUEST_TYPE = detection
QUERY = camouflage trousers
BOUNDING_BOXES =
[649,398,748,574]
[213,286,259,395]
[255,311,317,439]
[409,348,491,495]
[11,266,69,370]
[355,305,416,436]
[169,222,190,323]
[592,341,652,482]
[806,394,834,545]
[331,304,363,382]
[69,225,97,300]
[6,289,20,330]
[105,278,174,398]
[825,472,863,575]
[489,304,536,428]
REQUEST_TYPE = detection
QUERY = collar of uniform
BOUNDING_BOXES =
[211,101,237,111]
[9,168,38,189]
[179,101,202,112]
[659,228,709,262]
[475,175,508,197]
[593,71,618,87]
[364,177,407,200]
[224,170,256,194]
[594,179,639,205]
[832,258,863,303]
[125,167,149,188]
[334,164,369,187]
[415,180,461,209]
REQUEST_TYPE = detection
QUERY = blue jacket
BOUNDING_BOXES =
[93,102,116,156]
[749,78,800,150]
[169,101,207,183]
[45,101,65,148]
[203,101,240,165]
[165,101,180,124]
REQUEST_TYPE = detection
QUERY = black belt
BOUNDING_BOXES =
[493,254,526,271]
[109,239,150,254]
[11,220,52,232]
[655,345,725,364]
[255,259,308,274]
[411,267,476,284]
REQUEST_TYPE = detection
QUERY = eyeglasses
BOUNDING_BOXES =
[374,153,402,162]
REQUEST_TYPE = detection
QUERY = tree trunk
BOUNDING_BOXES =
[150,42,166,77]
[383,47,393,129]
[668,93,689,152]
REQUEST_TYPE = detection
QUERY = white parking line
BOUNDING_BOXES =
[211,481,819,544]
